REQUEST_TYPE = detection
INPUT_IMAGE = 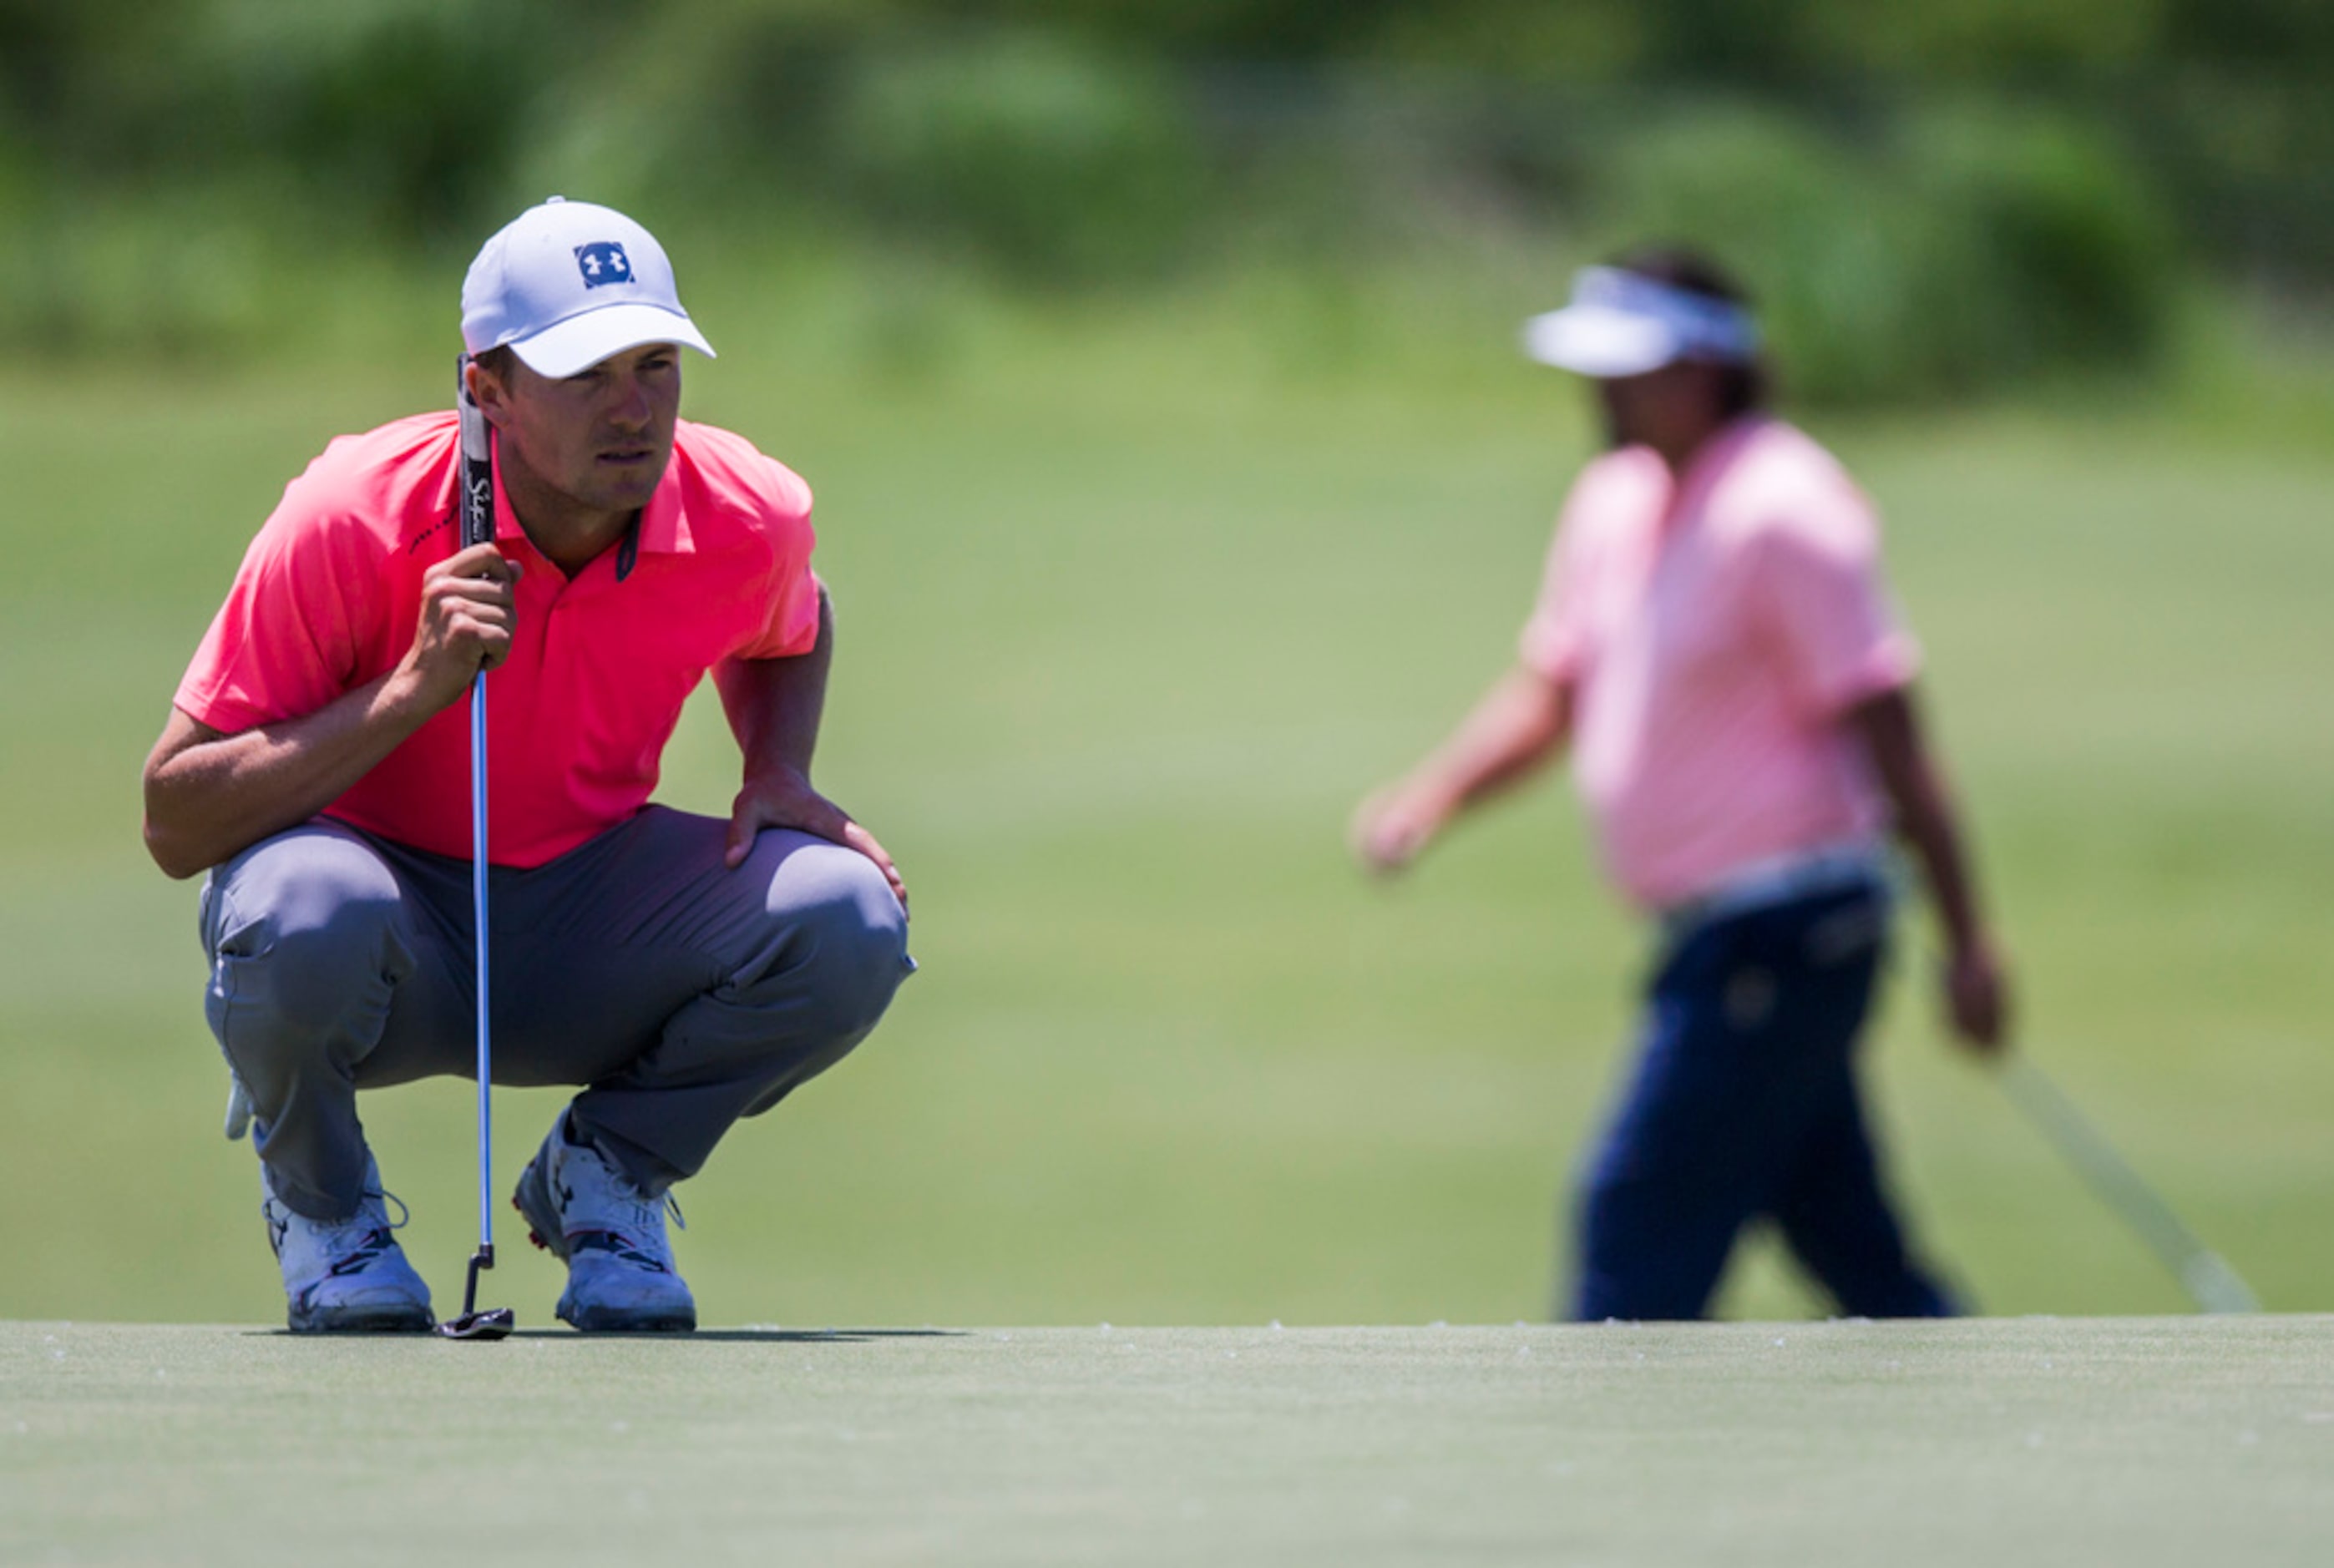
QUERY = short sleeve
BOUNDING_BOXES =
[1521,462,1633,690]
[1748,481,1920,718]
[174,500,370,735]
[725,441,823,661]
[1517,542,1578,681]
[734,564,825,660]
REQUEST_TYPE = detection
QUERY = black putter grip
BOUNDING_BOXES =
[457,355,494,550]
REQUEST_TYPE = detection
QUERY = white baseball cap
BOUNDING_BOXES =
[460,197,716,377]
[1521,266,1758,378]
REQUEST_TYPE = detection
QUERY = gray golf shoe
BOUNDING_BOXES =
[261,1156,433,1334]
[513,1110,696,1333]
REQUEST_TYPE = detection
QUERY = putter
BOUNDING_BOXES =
[1997,1056,2258,1314]
[438,355,516,1342]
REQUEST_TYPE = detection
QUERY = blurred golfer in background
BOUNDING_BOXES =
[1352,250,2009,1321]
[142,198,913,1333]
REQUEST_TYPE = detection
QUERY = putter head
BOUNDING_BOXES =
[438,1247,513,1339]
[437,1306,516,1341]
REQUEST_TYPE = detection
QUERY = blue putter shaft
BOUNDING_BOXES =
[440,354,512,1338]
[470,668,491,1250]
[458,358,497,1262]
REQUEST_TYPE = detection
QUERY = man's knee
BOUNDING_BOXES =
[732,841,912,1041]
[206,830,413,1042]
[787,848,912,1037]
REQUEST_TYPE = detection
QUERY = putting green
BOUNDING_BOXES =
[5,1317,2329,1565]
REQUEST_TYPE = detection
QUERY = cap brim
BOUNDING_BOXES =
[1520,306,1681,378]
[509,303,716,379]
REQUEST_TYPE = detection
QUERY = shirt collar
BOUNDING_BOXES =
[1660,415,1769,530]
[634,450,689,554]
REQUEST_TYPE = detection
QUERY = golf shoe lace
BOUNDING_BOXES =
[318,1186,411,1278]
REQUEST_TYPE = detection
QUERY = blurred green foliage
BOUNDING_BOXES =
[0,0,2326,401]
[1602,105,2180,402]
[833,37,1207,280]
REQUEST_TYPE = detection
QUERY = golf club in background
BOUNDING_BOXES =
[1996,1055,2260,1314]
[438,356,516,1342]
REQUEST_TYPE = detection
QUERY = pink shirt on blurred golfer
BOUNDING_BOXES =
[1520,417,1918,911]
[175,414,823,867]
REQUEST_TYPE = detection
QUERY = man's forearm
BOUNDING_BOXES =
[707,588,904,903]
[1843,686,1984,953]
[1843,683,2010,1050]
[1414,666,1572,818]
[1893,778,1984,953]
[145,539,519,878]
[141,672,439,878]
[715,589,833,781]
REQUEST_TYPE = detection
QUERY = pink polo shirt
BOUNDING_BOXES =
[1519,418,1918,911]
[175,414,823,867]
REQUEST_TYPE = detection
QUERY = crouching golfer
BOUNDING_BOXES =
[142,198,914,1333]
[1352,251,2008,1321]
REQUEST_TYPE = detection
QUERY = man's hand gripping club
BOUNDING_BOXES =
[397,542,522,714]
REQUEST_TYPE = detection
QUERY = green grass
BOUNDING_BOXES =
[6,1318,2332,1565]
[0,313,2329,1330]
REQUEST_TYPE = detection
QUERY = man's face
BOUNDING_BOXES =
[1595,358,1721,451]
[484,342,682,520]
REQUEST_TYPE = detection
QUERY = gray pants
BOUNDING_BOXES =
[200,807,914,1220]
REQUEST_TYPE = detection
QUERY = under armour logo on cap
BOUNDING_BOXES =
[575,242,633,289]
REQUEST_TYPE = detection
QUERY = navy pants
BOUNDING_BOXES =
[1572,880,1956,1322]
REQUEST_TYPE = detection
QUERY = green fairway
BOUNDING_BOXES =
[0,319,2329,1329]
[5,1316,2331,1565]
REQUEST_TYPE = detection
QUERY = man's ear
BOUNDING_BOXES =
[465,355,518,428]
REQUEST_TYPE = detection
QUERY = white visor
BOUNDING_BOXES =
[1521,266,1758,378]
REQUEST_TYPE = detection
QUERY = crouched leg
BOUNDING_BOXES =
[567,826,914,1193]
[201,821,421,1221]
